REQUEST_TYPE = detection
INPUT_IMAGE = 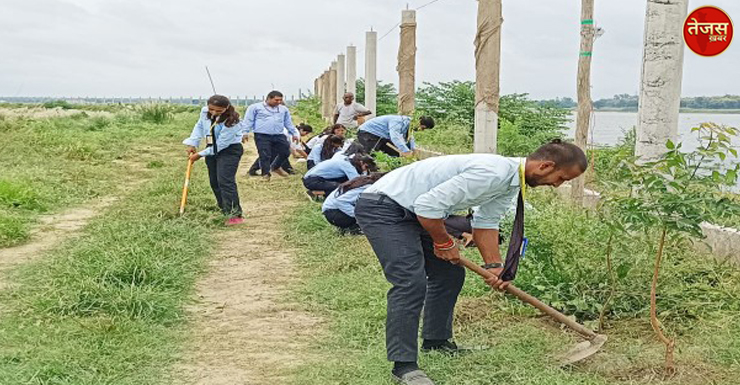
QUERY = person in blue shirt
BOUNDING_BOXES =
[354,140,587,384]
[247,123,313,176]
[322,172,385,235]
[323,173,480,242]
[243,90,299,180]
[183,95,246,226]
[303,154,378,196]
[357,115,435,157]
[307,134,345,170]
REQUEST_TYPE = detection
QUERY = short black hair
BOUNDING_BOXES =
[419,116,435,129]
[267,90,283,99]
[297,123,313,133]
[529,139,587,171]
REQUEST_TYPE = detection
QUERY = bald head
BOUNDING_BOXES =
[343,92,354,104]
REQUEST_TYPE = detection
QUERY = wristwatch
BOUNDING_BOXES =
[481,262,504,269]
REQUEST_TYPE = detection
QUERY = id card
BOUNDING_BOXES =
[206,135,214,146]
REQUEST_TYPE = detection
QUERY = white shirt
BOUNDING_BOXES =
[364,154,522,230]
[334,102,370,129]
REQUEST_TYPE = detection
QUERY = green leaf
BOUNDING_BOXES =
[666,139,675,150]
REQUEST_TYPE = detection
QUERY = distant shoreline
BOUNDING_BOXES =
[569,108,740,114]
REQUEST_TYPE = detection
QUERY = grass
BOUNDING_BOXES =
[0,104,195,247]
[0,110,224,383]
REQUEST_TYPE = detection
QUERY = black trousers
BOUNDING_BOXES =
[254,133,290,176]
[248,157,292,175]
[355,194,465,362]
[303,175,347,196]
[204,143,243,217]
[357,131,401,157]
[323,208,360,233]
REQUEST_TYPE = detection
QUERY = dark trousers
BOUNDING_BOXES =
[303,175,347,196]
[323,209,360,233]
[204,143,243,217]
[358,131,401,157]
[355,194,466,362]
[254,133,290,176]
[248,157,292,175]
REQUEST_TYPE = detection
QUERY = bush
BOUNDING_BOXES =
[291,97,325,131]
[509,190,740,323]
[42,100,74,110]
[138,104,173,124]
[417,81,475,128]
[355,78,398,116]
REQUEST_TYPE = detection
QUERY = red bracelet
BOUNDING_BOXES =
[434,238,455,250]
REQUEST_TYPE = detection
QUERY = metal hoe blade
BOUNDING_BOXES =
[459,257,608,366]
[557,333,607,366]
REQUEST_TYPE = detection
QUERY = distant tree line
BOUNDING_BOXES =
[538,94,740,110]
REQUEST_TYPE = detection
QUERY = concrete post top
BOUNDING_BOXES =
[337,54,345,60]
[402,9,416,24]
[330,61,337,69]
[366,30,377,38]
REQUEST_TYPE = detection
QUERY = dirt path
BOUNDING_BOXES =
[0,197,118,291]
[170,152,323,385]
[0,153,160,292]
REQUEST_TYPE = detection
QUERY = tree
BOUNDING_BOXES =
[603,122,740,374]
[355,78,397,117]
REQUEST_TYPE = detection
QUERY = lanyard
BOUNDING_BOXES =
[519,159,527,200]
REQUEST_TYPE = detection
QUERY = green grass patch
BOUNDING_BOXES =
[0,106,199,247]
[0,152,220,384]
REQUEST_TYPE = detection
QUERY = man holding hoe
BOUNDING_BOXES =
[355,140,587,385]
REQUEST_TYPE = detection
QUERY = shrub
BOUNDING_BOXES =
[139,104,173,124]
[42,100,74,110]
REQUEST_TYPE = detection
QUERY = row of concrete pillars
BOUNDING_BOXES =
[312,0,690,203]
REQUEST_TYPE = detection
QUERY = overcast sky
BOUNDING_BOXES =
[0,0,737,99]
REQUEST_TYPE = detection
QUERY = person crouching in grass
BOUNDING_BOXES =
[183,95,246,226]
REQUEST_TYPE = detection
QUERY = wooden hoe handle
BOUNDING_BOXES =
[458,256,598,339]
[179,159,194,215]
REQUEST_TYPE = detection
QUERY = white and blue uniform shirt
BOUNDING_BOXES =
[183,107,246,157]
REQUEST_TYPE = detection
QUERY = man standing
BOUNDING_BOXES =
[357,115,434,157]
[333,92,372,129]
[244,91,299,180]
[354,140,587,385]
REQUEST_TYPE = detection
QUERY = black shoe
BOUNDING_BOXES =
[420,340,473,356]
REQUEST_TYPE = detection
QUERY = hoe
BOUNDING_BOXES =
[459,256,608,365]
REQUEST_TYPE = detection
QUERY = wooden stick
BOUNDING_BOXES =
[179,159,194,215]
[458,256,597,339]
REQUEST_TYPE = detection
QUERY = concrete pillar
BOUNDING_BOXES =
[329,62,338,121]
[571,0,595,203]
[347,46,357,96]
[336,54,346,107]
[321,70,331,119]
[636,0,689,160]
[397,10,417,115]
[365,30,378,118]
[473,0,502,154]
